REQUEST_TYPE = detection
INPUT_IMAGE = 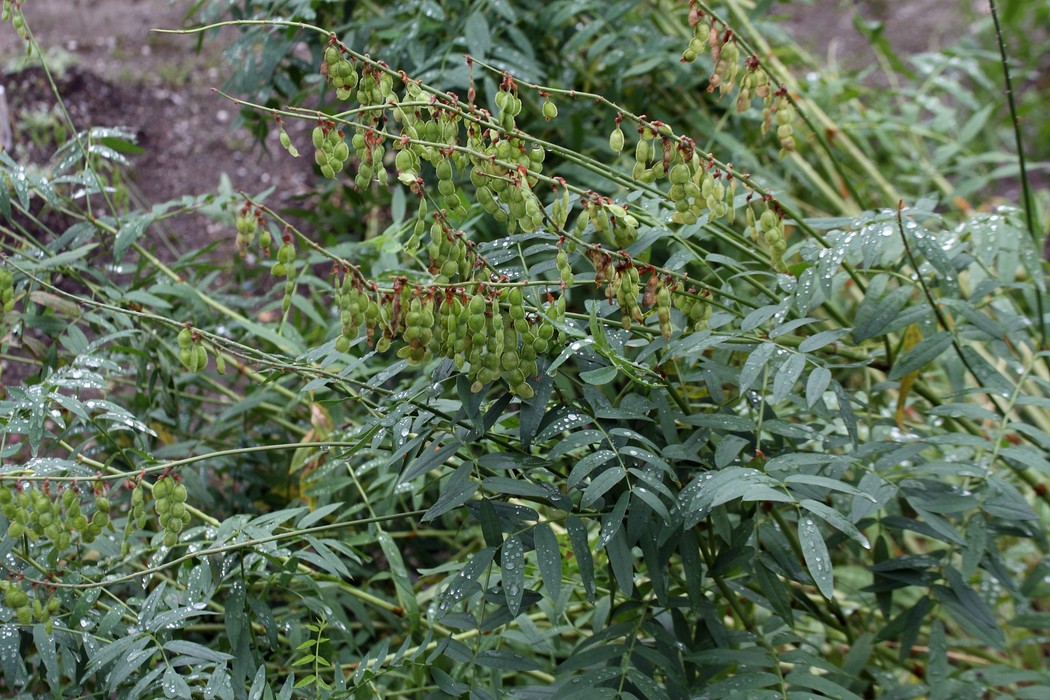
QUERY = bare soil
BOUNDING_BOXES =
[0,0,313,254]
[775,0,984,70]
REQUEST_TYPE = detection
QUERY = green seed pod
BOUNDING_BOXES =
[177,328,193,348]
[504,289,521,315]
[153,478,171,500]
[436,158,453,181]
[395,148,416,174]
[277,243,296,265]
[635,137,651,164]
[279,129,299,158]
[669,163,690,186]
[195,345,208,372]
[334,141,350,163]
[542,100,558,120]
[179,347,194,371]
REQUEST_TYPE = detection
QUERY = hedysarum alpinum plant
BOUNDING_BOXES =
[1,0,1048,697]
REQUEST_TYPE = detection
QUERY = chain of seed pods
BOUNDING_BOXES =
[1,477,108,629]
[152,475,189,548]
[681,2,796,154]
[220,34,804,385]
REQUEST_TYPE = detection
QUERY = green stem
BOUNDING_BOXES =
[987,0,1047,358]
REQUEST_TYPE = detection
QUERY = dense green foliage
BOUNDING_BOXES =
[1,0,1048,698]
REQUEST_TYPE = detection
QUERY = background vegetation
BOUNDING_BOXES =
[1,0,1048,697]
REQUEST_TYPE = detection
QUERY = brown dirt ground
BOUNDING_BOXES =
[0,0,314,255]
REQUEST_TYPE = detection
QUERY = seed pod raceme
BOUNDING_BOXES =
[278,125,300,158]
[0,268,15,317]
[656,283,673,340]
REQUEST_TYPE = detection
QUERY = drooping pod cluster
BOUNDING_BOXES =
[356,61,396,107]
[394,98,469,215]
[351,127,389,189]
[312,121,351,180]
[3,1,28,44]
[681,4,711,63]
[121,476,149,555]
[327,276,567,397]
[737,55,771,113]
[616,265,646,329]
[177,326,210,373]
[681,2,794,153]
[556,246,574,288]
[1,580,59,630]
[663,145,736,226]
[680,9,741,96]
[465,118,548,234]
[428,222,475,282]
[763,88,797,154]
[455,286,562,398]
[153,475,189,548]
[244,36,801,396]
[746,203,788,268]
[585,252,676,340]
[0,267,13,315]
[1,478,111,555]
[576,194,640,249]
[334,268,380,353]
[630,123,666,184]
[493,75,524,132]
[235,202,270,258]
[707,30,741,98]
[675,288,713,333]
[397,292,437,365]
[270,233,299,313]
[323,42,359,100]
[656,283,673,340]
